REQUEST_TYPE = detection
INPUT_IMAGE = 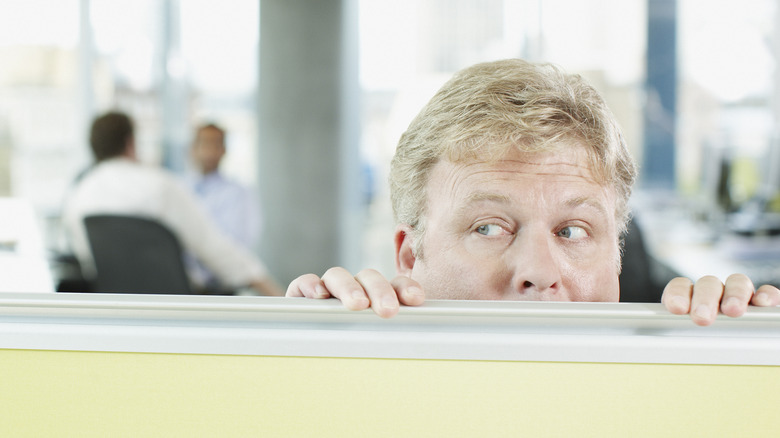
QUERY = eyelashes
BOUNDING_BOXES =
[472,222,591,241]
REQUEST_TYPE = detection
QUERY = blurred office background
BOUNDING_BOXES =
[1,0,779,289]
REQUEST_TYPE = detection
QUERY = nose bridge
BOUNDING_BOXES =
[509,227,562,294]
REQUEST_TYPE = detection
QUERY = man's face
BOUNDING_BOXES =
[398,144,620,302]
[192,128,225,174]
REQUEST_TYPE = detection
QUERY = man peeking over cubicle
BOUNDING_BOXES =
[62,111,283,296]
[287,59,780,325]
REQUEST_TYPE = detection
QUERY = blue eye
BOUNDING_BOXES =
[557,226,588,240]
[476,224,504,236]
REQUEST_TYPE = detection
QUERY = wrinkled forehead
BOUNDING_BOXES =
[426,146,620,224]
[443,141,605,184]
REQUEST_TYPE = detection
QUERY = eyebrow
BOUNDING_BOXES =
[563,196,609,216]
[465,192,513,204]
[453,192,609,218]
[453,192,512,217]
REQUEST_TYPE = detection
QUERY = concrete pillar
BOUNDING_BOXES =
[258,0,360,285]
[642,0,677,190]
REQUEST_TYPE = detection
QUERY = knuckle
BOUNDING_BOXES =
[668,276,693,288]
[355,271,391,292]
[724,275,755,299]
[662,277,691,296]
[696,275,721,285]
[726,272,750,283]
[357,268,381,277]
[299,273,320,283]
[285,283,302,297]
[322,266,347,279]
[725,273,753,288]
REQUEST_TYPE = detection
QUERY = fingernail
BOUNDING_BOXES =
[723,297,740,311]
[406,286,424,298]
[381,296,399,310]
[314,285,328,298]
[671,296,688,311]
[351,290,368,303]
[755,292,770,306]
[694,304,711,320]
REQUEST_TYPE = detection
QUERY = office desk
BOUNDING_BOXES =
[653,235,780,286]
[1,294,778,437]
[0,198,54,292]
[631,193,780,287]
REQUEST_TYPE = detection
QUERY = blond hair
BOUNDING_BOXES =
[389,59,637,256]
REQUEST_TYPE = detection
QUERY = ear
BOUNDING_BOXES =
[394,224,417,277]
[124,137,138,161]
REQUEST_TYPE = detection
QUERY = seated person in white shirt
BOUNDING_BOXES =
[184,123,262,293]
[62,111,283,296]
[287,59,780,325]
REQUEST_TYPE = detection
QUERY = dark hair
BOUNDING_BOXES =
[89,112,134,162]
[195,123,226,143]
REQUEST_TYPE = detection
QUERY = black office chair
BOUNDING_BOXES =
[84,214,194,294]
[618,216,654,302]
[619,215,680,303]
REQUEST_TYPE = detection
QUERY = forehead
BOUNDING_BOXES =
[196,127,224,141]
[421,145,621,226]
[435,145,601,191]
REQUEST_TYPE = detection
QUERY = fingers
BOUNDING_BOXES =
[321,267,371,312]
[661,277,694,315]
[324,268,423,318]
[286,273,330,299]
[688,275,724,326]
[720,274,755,318]
[661,276,725,326]
[286,268,425,318]
[752,284,780,307]
[352,271,425,317]
[391,275,426,307]
[662,274,779,326]
[354,269,402,318]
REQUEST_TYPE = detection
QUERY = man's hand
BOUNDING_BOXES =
[662,274,780,326]
[286,267,426,318]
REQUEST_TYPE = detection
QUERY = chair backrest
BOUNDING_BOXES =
[84,214,194,294]
[618,216,658,303]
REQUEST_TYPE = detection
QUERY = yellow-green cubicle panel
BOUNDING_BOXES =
[1,293,779,437]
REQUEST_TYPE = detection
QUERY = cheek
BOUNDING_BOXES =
[412,256,463,299]
[559,246,620,302]
[414,250,510,300]
[574,270,619,301]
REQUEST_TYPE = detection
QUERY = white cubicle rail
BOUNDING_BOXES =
[2,293,779,437]
[0,292,778,365]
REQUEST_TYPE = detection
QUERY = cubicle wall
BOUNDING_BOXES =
[1,293,779,437]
